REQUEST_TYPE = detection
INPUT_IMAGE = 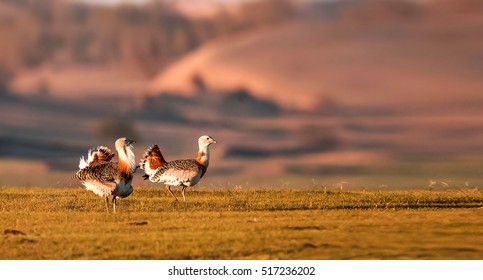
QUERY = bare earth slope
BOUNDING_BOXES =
[150,11,483,111]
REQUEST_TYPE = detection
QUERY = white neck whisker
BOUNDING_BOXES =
[118,146,136,173]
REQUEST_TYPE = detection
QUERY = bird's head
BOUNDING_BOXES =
[198,135,217,149]
[115,137,136,151]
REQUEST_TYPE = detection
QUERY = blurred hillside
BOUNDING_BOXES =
[1,0,483,189]
[2,0,293,95]
[151,0,483,110]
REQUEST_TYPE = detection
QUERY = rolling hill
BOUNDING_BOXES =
[150,2,483,111]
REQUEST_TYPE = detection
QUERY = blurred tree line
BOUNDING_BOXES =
[0,0,294,91]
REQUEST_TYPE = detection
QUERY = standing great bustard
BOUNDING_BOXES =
[140,135,216,202]
[74,137,136,212]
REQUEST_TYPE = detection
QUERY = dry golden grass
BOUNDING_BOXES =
[0,187,482,259]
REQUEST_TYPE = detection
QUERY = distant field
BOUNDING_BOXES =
[0,187,482,260]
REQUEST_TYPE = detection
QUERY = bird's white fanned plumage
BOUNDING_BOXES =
[78,146,112,169]
[74,138,136,212]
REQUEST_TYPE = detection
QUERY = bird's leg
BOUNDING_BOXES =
[165,185,178,201]
[181,185,187,203]
[113,196,117,213]
[105,197,109,212]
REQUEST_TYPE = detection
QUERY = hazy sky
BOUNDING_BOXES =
[72,0,255,6]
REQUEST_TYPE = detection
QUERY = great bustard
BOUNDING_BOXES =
[74,137,136,212]
[140,135,216,202]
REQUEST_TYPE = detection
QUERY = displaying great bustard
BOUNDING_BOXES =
[74,137,136,212]
[140,135,216,202]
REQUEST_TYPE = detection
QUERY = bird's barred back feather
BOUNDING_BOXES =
[150,159,206,186]
[74,161,134,197]
[74,162,121,183]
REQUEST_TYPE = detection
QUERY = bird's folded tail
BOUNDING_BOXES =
[78,146,115,169]
[140,144,167,180]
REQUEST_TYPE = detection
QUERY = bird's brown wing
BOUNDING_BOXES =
[90,146,115,165]
[140,144,168,179]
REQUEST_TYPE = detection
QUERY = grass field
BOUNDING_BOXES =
[0,187,482,260]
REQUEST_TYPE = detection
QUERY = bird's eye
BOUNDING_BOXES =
[206,137,209,140]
